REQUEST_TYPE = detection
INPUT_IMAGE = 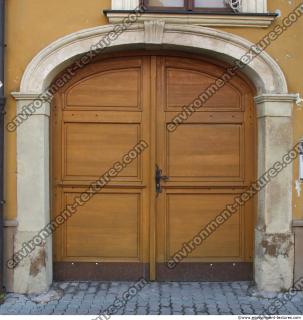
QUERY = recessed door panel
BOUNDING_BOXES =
[66,68,141,109]
[166,68,241,109]
[166,193,242,260]
[64,192,141,260]
[64,123,141,179]
[167,124,243,180]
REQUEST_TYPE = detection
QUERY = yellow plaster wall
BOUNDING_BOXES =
[4,0,303,221]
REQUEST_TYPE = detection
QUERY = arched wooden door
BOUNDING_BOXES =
[52,52,256,281]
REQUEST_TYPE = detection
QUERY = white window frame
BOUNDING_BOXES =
[111,0,140,10]
[111,0,267,13]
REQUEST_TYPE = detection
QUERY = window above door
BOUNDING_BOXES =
[110,0,269,13]
[106,0,277,28]
[143,0,232,12]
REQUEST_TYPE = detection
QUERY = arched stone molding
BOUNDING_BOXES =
[20,24,286,95]
[12,23,297,295]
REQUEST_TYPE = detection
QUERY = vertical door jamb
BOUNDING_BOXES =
[149,56,157,280]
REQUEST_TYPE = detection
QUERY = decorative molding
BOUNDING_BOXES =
[11,92,50,101]
[144,20,165,44]
[225,0,242,13]
[106,12,275,28]
[254,94,298,104]
[18,24,287,94]
[11,92,51,117]
[254,94,295,118]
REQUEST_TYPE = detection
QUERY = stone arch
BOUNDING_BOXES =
[20,23,287,95]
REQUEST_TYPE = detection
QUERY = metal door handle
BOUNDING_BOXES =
[155,165,169,195]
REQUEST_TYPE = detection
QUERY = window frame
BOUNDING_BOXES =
[141,0,233,13]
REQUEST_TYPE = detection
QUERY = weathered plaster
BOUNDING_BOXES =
[3,220,18,292]
[13,231,52,294]
[255,230,294,294]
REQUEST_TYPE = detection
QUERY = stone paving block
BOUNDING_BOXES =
[79,283,89,290]
[283,303,302,314]
[0,281,302,315]
[87,287,97,294]
[136,307,148,314]
[114,309,125,315]
[160,299,170,307]
[184,307,196,315]
[65,307,79,312]
[66,287,77,294]
[160,307,171,315]
[149,310,160,315]
[125,307,136,314]
[172,303,183,311]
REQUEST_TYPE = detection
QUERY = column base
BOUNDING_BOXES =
[254,228,294,294]
[12,231,52,294]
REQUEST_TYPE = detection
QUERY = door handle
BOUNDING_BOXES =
[155,165,169,195]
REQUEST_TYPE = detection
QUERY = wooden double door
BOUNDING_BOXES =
[52,52,256,281]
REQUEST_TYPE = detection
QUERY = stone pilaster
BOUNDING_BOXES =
[11,93,52,294]
[254,94,296,294]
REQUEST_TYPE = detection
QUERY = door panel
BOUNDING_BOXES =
[64,192,141,260]
[166,68,241,109]
[167,124,243,179]
[155,56,255,281]
[66,65,142,110]
[167,193,243,259]
[52,56,151,281]
[52,52,256,281]
[64,123,141,179]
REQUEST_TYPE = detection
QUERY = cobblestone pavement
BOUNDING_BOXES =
[0,282,302,315]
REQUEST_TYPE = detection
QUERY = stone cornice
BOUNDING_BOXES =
[254,94,297,118]
[11,92,51,101]
[105,11,276,28]
[254,94,299,104]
